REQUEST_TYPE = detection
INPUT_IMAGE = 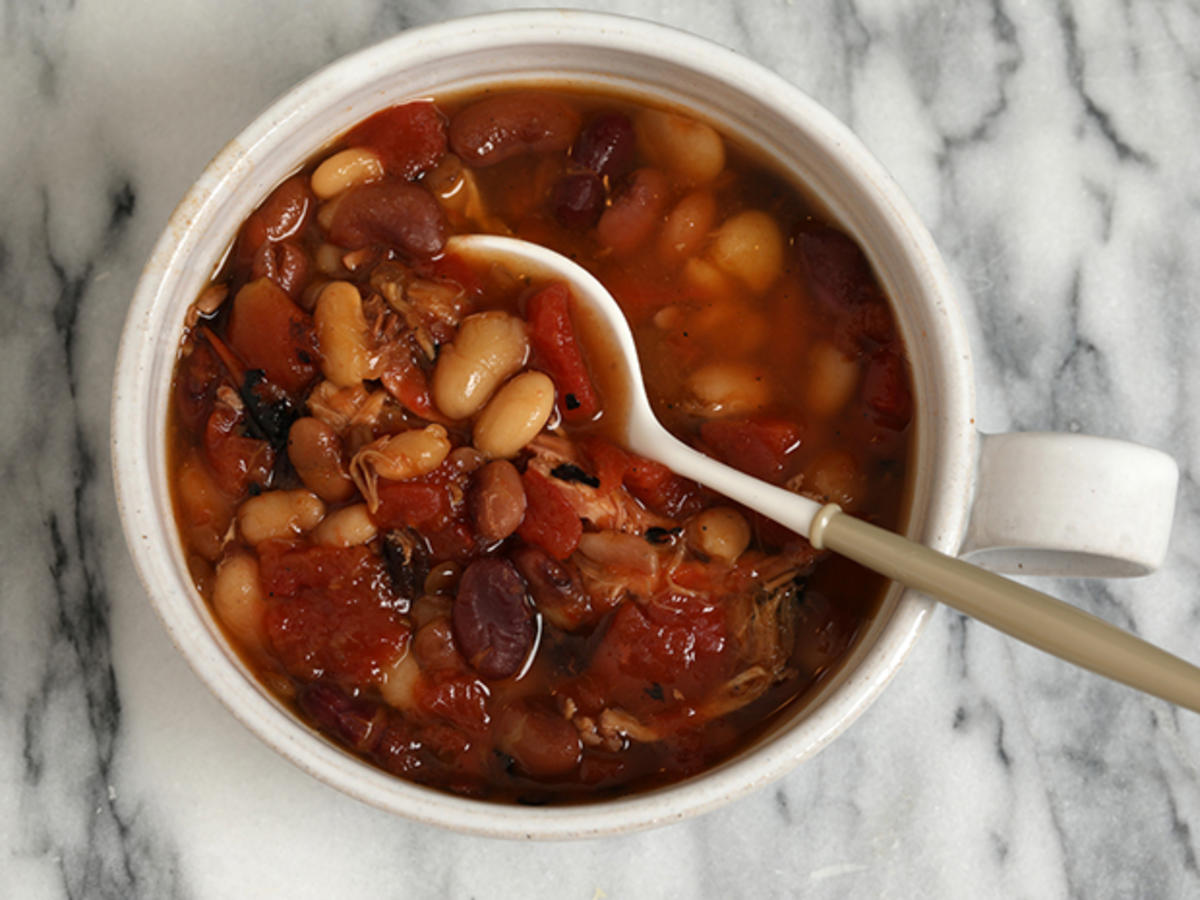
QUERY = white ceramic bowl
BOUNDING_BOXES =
[111,10,1176,839]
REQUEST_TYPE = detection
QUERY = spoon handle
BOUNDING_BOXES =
[814,509,1200,712]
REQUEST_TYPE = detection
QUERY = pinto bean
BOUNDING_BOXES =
[449,91,581,168]
[469,459,527,541]
[288,417,355,502]
[685,506,751,563]
[413,615,461,671]
[635,108,725,183]
[313,503,378,547]
[432,311,528,420]
[472,371,555,459]
[236,489,326,545]
[496,700,582,778]
[212,554,268,652]
[452,558,534,680]
[311,147,384,199]
[176,452,234,561]
[327,180,447,257]
[709,210,784,293]
[596,168,670,255]
[314,281,372,388]
[512,545,594,631]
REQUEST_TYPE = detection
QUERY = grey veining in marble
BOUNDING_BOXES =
[4,1,1200,898]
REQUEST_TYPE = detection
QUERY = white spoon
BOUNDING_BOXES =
[447,233,1200,713]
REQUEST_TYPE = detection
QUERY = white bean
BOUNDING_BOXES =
[805,449,867,511]
[311,147,384,199]
[349,425,452,511]
[658,189,717,265]
[685,507,751,563]
[432,311,528,420]
[212,554,268,652]
[686,361,770,417]
[379,649,421,710]
[804,341,860,418]
[473,371,556,459]
[635,109,725,183]
[237,489,326,545]
[313,503,378,547]
[314,281,372,387]
[682,256,737,302]
[708,210,784,293]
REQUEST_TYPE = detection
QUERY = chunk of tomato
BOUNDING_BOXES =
[517,468,582,560]
[344,101,448,181]
[700,417,803,484]
[525,281,600,422]
[226,277,317,395]
[623,455,702,518]
[586,591,727,710]
[259,544,410,685]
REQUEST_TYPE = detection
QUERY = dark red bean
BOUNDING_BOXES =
[469,460,527,542]
[328,180,447,256]
[595,168,670,255]
[512,545,595,631]
[794,224,879,311]
[863,349,912,429]
[496,699,582,778]
[572,112,636,178]
[551,172,606,230]
[448,92,581,168]
[452,558,534,679]
[297,683,386,752]
[251,240,309,299]
[235,175,315,264]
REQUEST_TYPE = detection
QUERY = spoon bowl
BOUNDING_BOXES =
[448,233,1200,714]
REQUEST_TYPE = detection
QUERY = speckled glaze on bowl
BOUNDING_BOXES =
[111,10,982,839]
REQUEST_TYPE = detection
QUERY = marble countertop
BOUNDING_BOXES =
[5,1,1200,897]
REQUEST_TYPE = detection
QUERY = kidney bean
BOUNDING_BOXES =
[795,224,878,311]
[495,699,582,778]
[511,545,594,631]
[572,112,636,178]
[863,349,912,429]
[469,459,527,542]
[596,168,670,255]
[251,240,309,299]
[448,92,581,168]
[297,683,386,752]
[452,558,534,679]
[236,175,314,264]
[328,180,447,256]
[551,172,605,230]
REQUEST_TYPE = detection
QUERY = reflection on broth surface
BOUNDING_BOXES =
[168,88,913,802]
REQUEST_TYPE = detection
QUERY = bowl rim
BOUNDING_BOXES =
[111,9,972,839]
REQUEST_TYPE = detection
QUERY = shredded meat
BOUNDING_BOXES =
[527,435,673,535]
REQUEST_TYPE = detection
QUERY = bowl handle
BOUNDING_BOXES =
[959,432,1178,577]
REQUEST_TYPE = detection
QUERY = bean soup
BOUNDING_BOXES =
[168,88,913,802]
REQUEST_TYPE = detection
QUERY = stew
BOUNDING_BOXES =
[168,88,912,802]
